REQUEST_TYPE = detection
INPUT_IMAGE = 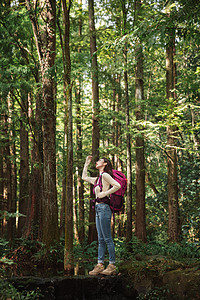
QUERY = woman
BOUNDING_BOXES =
[82,155,121,276]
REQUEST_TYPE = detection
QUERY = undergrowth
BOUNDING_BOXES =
[115,236,200,263]
[0,236,199,298]
[0,279,41,300]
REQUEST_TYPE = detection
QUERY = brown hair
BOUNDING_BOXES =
[102,158,113,177]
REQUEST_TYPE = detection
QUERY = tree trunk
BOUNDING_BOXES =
[18,91,29,237]
[25,91,43,240]
[76,0,85,245]
[88,0,99,244]
[115,74,123,171]
[124,51,132,243]
[75,86,85,243]
[60,0,74,273]
[134,0,147,243]
[9,98,17,241]
[26,0,59,247]
[121,0,132,243]
[2,103,12,240]
[166,18,180,242]
[135,54,146,242]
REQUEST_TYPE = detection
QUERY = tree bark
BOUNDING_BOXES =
[76,0,85,245]
[121,0,132,243]
[25,91,43,240]
[124,51,132,243]
[135,0,147,242]
[2,102,12,240]
[8,98,17,241]
[26,0,59,247]
[18,91,29,237]
[60,0,74,273]
[88,0,99,244]
[115,74,123,171]
[166,16,180,242]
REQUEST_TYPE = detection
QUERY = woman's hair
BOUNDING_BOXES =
[102,158,113,177]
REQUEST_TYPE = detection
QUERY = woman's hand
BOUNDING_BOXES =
[85,155,92,164]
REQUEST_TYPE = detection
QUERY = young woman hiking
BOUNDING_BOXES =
[82,155,121,276]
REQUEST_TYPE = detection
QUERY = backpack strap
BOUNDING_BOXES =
[93,173,103,194]
[98,173,103,192]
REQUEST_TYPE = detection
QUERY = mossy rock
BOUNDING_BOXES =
[119,257,200,299]
[163,268,200,299]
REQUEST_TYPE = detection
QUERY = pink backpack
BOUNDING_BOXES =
[93,170,127,213]
[109,170,127,213]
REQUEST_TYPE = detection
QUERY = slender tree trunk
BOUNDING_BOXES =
[134,0,147,243]
[115,74,123,171]
[135,50,146,242]
[18,91,29,237]
[166,18,180,242]
[124,49,132,243]
[60,145,66,238]
[9,98,17,241]
[121,0,132,243]
[73,178,79,242]
[112,81,116,168]
[2,103,12,240]
[60,0,74,273]
[76,0,85,245]
[25,91,43,240]
[76,89,85,244]
[88,0,99,244]
[60,155,66,238]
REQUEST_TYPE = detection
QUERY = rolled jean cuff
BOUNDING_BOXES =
[109,261,115,264]
[98,260,104,264]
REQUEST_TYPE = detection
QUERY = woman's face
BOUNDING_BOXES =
[96,159,106,169]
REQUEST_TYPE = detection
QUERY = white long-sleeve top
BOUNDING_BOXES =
[82,161,121,199]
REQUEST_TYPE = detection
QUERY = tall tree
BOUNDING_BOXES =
[26,0,59,247]
[58,0,74,272]
[135,0,147,242]
[88,0,100,244]
[76,0,85,245]
[166,3,180,242]
[18,90,29,237]
[121,0,132,243]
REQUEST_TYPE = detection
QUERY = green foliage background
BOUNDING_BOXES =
[0,0,199,277]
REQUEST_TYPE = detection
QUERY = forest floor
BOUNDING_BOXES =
[1,244,200,299]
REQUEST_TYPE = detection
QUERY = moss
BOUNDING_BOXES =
[163,268,200,299]
[119,256,200,299]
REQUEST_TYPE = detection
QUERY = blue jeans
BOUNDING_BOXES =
[95,203,115,264]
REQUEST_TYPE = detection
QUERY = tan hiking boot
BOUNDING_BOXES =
[89,264,104,276]
[100,264,116,275]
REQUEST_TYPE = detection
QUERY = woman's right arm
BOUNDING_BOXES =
[82,156,97,185]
